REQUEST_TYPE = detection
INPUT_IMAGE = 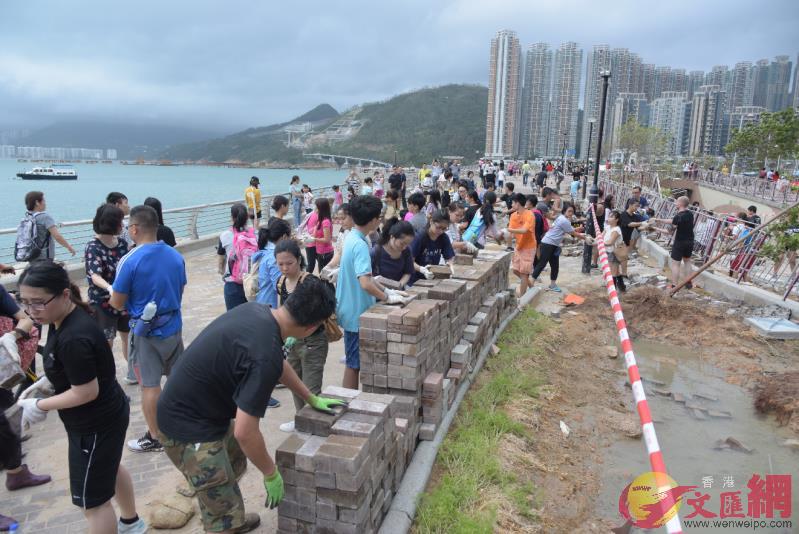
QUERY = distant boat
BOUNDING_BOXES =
[16,165,78,180]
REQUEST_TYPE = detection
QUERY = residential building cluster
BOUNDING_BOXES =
[485,30,799,160]
[0,145,117,160]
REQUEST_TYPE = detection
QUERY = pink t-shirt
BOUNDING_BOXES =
[308,212,334,254]
[403,211,414,222]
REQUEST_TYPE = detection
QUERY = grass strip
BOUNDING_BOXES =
[414,308,550,533]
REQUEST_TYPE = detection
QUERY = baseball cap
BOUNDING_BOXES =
[250,176,260,185]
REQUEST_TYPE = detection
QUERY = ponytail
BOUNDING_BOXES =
[481,191,496,226]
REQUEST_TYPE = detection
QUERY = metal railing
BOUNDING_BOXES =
[693,170,798,206]
[599,176,799,300]
[0,184,340,267]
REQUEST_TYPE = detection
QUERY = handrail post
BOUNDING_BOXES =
[189,209,199,240]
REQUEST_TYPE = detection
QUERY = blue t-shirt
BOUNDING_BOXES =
[336,229,376,333]
[113,241,186,338]
[569,180,580,196]
[410,232,455,284]
[370,244,414,284]
[253,243,281,308]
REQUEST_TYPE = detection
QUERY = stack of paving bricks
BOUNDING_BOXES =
[276,387,411,534]
[275,250,517,532]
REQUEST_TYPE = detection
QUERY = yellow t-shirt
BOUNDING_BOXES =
[245,186,261,211]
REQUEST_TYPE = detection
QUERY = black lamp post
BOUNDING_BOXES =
[590,71,611,205]
[582,118,595,199]
[581,71,611,274]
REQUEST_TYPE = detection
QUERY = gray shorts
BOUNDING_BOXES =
[607,251,620,265]
[129,331,183,387]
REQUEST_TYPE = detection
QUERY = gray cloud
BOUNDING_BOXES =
[0,0,796,131]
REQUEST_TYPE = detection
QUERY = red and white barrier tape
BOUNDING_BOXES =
[589,204,683,534]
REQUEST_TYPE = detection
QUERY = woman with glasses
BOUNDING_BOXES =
[15,260,147,534]
[409,210,456,284]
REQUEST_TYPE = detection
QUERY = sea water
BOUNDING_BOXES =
[0,159,350,229]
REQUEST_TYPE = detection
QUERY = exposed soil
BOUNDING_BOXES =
[510,285,799,533]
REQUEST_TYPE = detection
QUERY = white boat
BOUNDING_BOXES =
[16,165,78,180]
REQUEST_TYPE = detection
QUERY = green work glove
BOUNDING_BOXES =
[308,394,348,415]
[284,336,297,350]
[264,469,284,509]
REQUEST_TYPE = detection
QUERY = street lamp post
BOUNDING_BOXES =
[582,118,596,199]
[582,71,611,275]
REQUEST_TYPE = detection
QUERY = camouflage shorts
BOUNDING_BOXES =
[162,425,248,532]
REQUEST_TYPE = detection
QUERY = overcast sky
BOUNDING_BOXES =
[1,0,797,132]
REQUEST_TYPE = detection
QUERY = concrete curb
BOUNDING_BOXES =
[637,236,799,315]
[379,287,543,534]
[1,234,219,291]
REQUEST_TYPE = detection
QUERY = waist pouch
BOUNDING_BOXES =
[132,310,175,337]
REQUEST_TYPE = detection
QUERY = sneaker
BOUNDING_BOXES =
[128,432,163,453]
[118,518,148,534]
[279,421,295,433]
[274,383,286,389]
[267,397,281,409]
[547,285,562,293]
[123,377,138,385]
[234,513,261,533]
[590,263,598,269]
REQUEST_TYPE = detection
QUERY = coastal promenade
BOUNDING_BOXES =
[1,246,347,533]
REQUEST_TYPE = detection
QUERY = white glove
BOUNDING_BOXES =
[449,263,455,275]
[464,241,478,254]
[17,398,48,429]
[19,376,54,400]
[107,286,114,297]
[583,235,596,245]
[419,266,434,280]
[320,266,339,284]
[384,289,408,305]
[0,332,20,364]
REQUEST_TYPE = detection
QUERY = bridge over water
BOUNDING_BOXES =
[303,152,391,168]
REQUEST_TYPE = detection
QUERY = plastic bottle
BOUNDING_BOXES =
[141,301,157,322]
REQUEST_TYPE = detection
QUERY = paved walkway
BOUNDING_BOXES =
[0,175,569,533]
[2,246,347,533]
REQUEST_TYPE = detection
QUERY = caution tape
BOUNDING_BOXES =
[589,204,684,534]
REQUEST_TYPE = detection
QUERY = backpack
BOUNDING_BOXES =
[243,258,261,301]
[229,228,258,284]
[14,212,46,262]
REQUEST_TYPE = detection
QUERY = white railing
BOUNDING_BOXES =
[0,185,340,267]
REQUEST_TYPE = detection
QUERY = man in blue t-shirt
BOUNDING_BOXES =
[336,196,405,389]
[111,205,186,453]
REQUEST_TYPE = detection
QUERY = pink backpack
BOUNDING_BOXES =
[230,228,258,284]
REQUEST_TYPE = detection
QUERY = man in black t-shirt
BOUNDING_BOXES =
[157,276,345,532]
[654,196,695,289]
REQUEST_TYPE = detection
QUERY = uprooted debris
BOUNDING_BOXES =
[714,436,754,454]
[754,372,799,431]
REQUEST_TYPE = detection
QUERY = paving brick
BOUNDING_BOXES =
[348,398,389,418]
[294,435,327,472]
[276,433,307,469]
[313,434,370,474]
[294,404,344,437]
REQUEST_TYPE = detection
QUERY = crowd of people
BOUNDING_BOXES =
[0,160,720,533]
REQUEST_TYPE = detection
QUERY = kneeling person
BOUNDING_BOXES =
[157,276,345,534]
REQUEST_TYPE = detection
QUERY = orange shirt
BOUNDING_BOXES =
[509,210,536,250]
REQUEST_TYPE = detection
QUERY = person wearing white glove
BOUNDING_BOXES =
[410,211,457,285]
[18,375,55,400]
[419,266,434,280]
[17,260,147,533]
[0,285,51,496]
[444,203,478,256]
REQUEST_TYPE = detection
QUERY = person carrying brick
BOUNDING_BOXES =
[157,276,346,533]
[337,196,407,390]
[506,193,536,298]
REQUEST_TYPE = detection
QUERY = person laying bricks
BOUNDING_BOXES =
[156,275,347,534]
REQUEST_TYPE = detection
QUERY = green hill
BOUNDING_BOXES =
[160,85,488,165]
